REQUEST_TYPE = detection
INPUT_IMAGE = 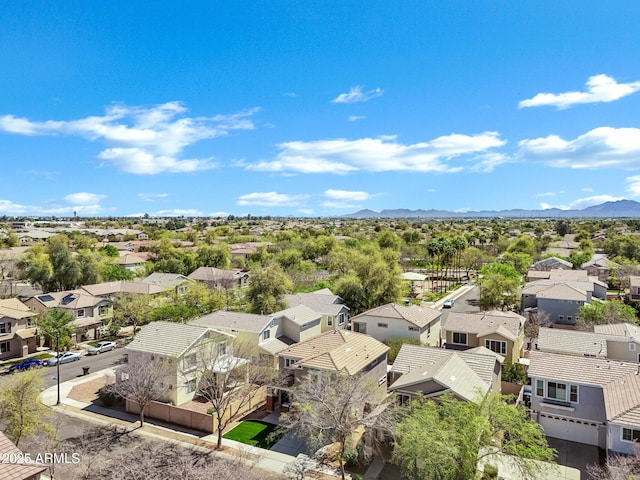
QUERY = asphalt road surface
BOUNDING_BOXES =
[439,284,480,325]
[40,347,127,388]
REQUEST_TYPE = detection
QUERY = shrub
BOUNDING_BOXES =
[98,386,118,407]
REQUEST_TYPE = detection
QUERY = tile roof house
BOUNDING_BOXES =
[0,431,47,480]
[442,310,525,363]
[629,275,640,302]
[188,267,250,290]
[388,344,502,403]
[189,304,322,360]
[278,329,389,395]
[141,272,193,295]
[283,290,350,332]
[125,321,233,406]
[0,298,39,360]
[521,269,607,326]
[80,280,166,298]
[24,291,112,343]
[537,325,640,362]
[117,253,147,271]
[350,303,441,346]
[528,350,640,455]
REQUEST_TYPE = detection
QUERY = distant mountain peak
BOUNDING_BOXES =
[343,199,640,219]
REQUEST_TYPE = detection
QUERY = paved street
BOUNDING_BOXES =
[439,284,480,325]
[39,347,127,388]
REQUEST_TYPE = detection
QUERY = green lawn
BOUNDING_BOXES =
[222,420,283,449]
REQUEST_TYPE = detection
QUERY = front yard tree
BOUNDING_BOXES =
[246,263,293,314]
[112,292,154,333]
[478,262,522,310]
[392,392,555,480]
[191,339,280,450]
[38,308,76,350]
[576,300,639,328]
[0,369,52,446]
[281,371,387,480]
[109,357,172,427]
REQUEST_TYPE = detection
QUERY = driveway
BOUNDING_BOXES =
[547,437,605,480]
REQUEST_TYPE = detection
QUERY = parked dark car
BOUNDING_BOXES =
[8,358,43,373]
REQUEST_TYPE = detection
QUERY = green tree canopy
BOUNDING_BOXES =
[246,263,293,314]
[392,393,555,480]
[0,370,52,446]
[478,262,521,310]
[38,308,76,349]
[576,300,638,328]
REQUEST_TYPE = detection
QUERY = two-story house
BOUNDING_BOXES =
[283,290,350,332]
[529,350,640,455]
[125,321,234,406]
[0,298,39,360]
[521,269,607,325]
[141,273,193,295]
[388,344,502,404]
[350,303,441,346]
[24,291,112,343]
[442,310,525,363]
[189,304,323,364]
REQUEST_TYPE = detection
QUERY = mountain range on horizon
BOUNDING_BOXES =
[343,199,640,219]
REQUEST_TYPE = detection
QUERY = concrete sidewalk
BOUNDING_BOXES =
[39,368,342,478]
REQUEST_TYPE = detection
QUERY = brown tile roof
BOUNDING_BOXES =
[594,323,640,340]
[81,281,165,296]
[444,311,524,342]
[0,431,47,480]
[603,372,640,426]
[351,303,440,328]
[278,329,388,375]
[0,298,36,320]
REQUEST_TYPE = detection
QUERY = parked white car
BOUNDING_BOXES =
[87,341,117,355]
[44,351,82,366]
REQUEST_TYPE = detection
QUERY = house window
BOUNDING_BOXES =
[0,323,7,334]
[408,326,419,332]
[398,394,411,406]
[536,379,544,397]
[377,323,388,328]
[98,305,110,316]
[558,315,564,322]
[0,341,9,353]
[545,381,579,403]
[327,317,333,327]
[630,343,637,352]
[485,339,507,355]
[353,323,366,334]
[77,309,85,318]
[338,314,346,326]
[186,378,197,394]
[566,316,572,323]
[219,341,227,356]
[284,358,295,369]
[622,428,640,443]
[184,353,197,370]
[452,332,467,345]
[262,330,270,341]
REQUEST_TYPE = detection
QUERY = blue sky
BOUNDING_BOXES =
[2,1,640,217]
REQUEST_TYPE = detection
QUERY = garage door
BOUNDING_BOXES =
[539,413,600,446]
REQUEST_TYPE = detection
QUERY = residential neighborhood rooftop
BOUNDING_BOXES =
[537,327,609,357]
[351,303,440,328]
[444,310,524,342]
[189,311,272,333]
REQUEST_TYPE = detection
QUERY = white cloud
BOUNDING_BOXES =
[469,153,510,173]
[246,132,505,174]
[517,127,640,168]
[582,187,594,192]
[324,189,373,202]
[332,86,383,104]
[137,193,169,201]
[0,102,259,174]
[236,192,307,207]
[536,192,558,197]
[320,201,357,209]
[427,188,437,193]
[297,208,314,215]
[154,209,203,217]
[348,115,365,122]
[519,74,640,109]
[64,192,106,205]
[0,196,110,216]
[626,176,640,197]
[540,195,624,210]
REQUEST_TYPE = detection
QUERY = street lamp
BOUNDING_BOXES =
[56,332,61,406]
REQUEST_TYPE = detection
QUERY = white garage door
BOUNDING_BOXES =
[539,413,600,446]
